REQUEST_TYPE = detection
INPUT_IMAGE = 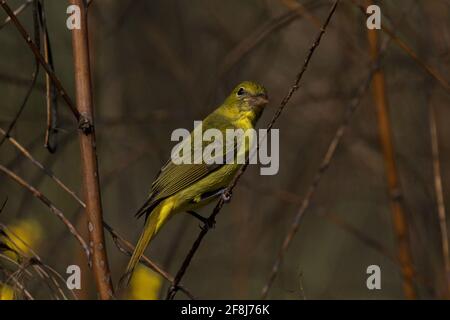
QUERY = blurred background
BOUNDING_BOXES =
[1,0,450,299]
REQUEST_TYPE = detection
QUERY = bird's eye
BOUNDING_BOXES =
[237,87,245,96]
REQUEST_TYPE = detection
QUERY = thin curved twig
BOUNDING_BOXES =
[0,165,91,264]
[0,128,83,204]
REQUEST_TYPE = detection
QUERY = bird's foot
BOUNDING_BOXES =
[221,190,232,203]
[203,217,216,230]
[187,211,216,230]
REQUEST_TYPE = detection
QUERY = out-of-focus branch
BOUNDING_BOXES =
[351,0,450,92]
[0,72,45,91]
[241,179,396,262]
[166,0,340,300]
[36,0,59,153]
[219,0,325,76]
[0,0,39,148]
[260,63,377,299]
[366,5,416,298]
[428,95,450,297]
[279,0,322,27]
[0,0,32,30]
[259,1,418,299]
[69,0,113,300]
[1,223,77,300]
[0,165,91,263]
[0,0,80,120]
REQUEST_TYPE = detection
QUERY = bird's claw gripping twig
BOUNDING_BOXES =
[187,211,216,230]
[203,217,216,230]
[199,217,216,231]
[222,190,232,203]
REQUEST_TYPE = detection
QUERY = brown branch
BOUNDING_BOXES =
[0,0,80,121]
[366,6,416,298]
[0,165,91,263]
[69,0,113,299]
[428,93,450,297]
[166,0,340,300]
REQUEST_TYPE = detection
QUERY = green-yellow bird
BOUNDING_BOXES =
[121,81,268,285]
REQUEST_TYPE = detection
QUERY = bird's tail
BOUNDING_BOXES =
[119,201,173,289]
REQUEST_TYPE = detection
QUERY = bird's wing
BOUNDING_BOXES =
[135,113,240,218]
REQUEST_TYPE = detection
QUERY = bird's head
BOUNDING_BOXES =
[231,81,268,108]
[223,81,269,124]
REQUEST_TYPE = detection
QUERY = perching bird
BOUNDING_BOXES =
[121,81,268,286]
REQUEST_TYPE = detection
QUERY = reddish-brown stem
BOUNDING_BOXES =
[69,0,113,299]
[366,3,416,299]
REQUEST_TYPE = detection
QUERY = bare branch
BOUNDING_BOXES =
[69,0,113,299]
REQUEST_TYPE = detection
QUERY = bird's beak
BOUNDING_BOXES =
[251,93,269,106]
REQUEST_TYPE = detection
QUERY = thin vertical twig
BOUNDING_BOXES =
[69,0,113,299]
[428,96,450,296]
[366,1,416,299]
[36,0,59,153]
